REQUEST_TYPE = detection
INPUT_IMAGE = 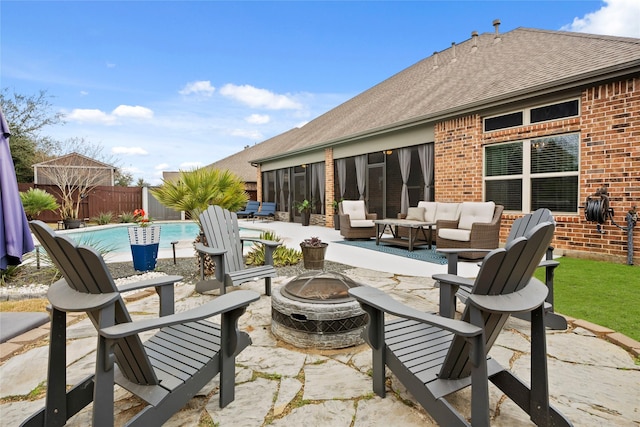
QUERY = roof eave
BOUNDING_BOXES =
[251,61,640,164]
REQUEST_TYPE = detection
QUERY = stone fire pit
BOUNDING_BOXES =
[271,271,368,349]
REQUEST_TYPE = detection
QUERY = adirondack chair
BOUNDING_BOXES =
[195,205,281,296]
[236,200,260,219]
[252,201,277,221]
[437,208,567,330]
[349,222,573,427]
[24,220,260,427]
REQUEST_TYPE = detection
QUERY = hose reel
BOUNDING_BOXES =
[583,186,637,265]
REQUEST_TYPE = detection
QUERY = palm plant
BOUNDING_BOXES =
[150,167,248,229]
[19,188,60,220]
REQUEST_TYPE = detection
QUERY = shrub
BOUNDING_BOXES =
[245,231,302,267]
[19,188,59,220]
[93,212,113,225]
[119,212,136,223]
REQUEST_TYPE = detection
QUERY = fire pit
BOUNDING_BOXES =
[271,271,368,349]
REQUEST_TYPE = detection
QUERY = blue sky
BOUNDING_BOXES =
[2,1,639,185]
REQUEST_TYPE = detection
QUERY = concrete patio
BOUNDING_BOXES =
[1,221,639,426]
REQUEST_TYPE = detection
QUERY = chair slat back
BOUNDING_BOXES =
[439,222,555,379]
[506,208,554,244]
[29,221,159,385]
[200,205,244,273]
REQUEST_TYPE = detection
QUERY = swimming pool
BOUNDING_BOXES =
[60,222,201,253]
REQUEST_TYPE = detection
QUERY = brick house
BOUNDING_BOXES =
[217,23,640,263]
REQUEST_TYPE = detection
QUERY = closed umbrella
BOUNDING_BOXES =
[0,108,34,270]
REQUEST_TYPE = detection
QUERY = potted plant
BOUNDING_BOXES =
[295,199,313,226]
[128,208,161,272]
[300,236,328,269]
[332,198,343,230]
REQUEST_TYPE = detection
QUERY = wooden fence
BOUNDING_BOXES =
[18,184,143,223]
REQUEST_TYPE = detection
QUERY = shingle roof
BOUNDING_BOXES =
[216,27,640,169]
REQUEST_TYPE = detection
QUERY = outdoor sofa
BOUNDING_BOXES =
[396,201,504,259]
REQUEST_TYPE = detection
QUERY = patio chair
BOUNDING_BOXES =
[338,200,377,239]
[252,201,277,221]
[349,222,573,427]
[236,200,260,219]
[24,220,259,427]
[195,205,281,296]
[435,202,504,260]
[437,208,567,330]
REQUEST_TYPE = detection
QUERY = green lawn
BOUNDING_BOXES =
[535,257,640,342]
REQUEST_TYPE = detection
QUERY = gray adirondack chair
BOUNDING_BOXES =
[195,205,281,296]
[23,221,259,427]
[438,208,567,330]
[349,222,573,426]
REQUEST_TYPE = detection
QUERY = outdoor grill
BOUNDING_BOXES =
[271,271,368,349]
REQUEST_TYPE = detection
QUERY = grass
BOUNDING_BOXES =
[535,257,640,342]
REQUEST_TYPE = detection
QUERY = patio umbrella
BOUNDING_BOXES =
[0,108,34,270]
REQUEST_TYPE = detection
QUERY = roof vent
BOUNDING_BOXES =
[471,31,479,52]
[433,51,439,69]
[493,19,501,43]
[451,42,457,62]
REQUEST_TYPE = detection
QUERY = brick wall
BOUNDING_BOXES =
[433,77,640,264]
[434,115,484,201]
[325,148,335,227]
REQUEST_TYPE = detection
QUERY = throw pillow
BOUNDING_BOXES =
[406,207,425,221]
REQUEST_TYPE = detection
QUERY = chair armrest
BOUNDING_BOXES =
[195,242,227,256]
[397,213,407,219]
[365,213,378,220]
[117,275,183,293]
[436,219,459,230]
[99,290,260,339]
[432,273,474,318]
[48,279,119,312]
[467,278,548,314]
[118,275,183,316]
[349,286,482,337]
[241,237,282,248]
[538,259,559,269]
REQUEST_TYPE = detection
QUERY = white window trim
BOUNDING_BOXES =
[483,98,581,133]
[483,134,580,214]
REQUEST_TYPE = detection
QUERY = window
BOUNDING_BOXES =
[484,133,579,213]
[484,99,579,132]
[531,100,578,123]
[484,112,523,132]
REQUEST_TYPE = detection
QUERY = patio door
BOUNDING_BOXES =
[367,162,385,219]
[292,166,307,223]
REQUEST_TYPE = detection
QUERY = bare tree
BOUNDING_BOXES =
[37,137,118,222]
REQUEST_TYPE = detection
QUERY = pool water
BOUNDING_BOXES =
[62,222,201,253]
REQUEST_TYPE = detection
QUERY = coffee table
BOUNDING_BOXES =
[374,219,435,251]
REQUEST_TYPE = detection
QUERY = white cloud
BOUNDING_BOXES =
[106,62,116,68]
[229,128,264,140]
[155,163,170,171]
[66,108,116,124]
[179,80,215,96]
[80,90,89,96]
[245,113,270,124]
[561,0,640,38]
[112,105,154,119]
[179,161,203,169]
[112,146,148,155]
[65,105,153,124]
[220,83,302,110]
